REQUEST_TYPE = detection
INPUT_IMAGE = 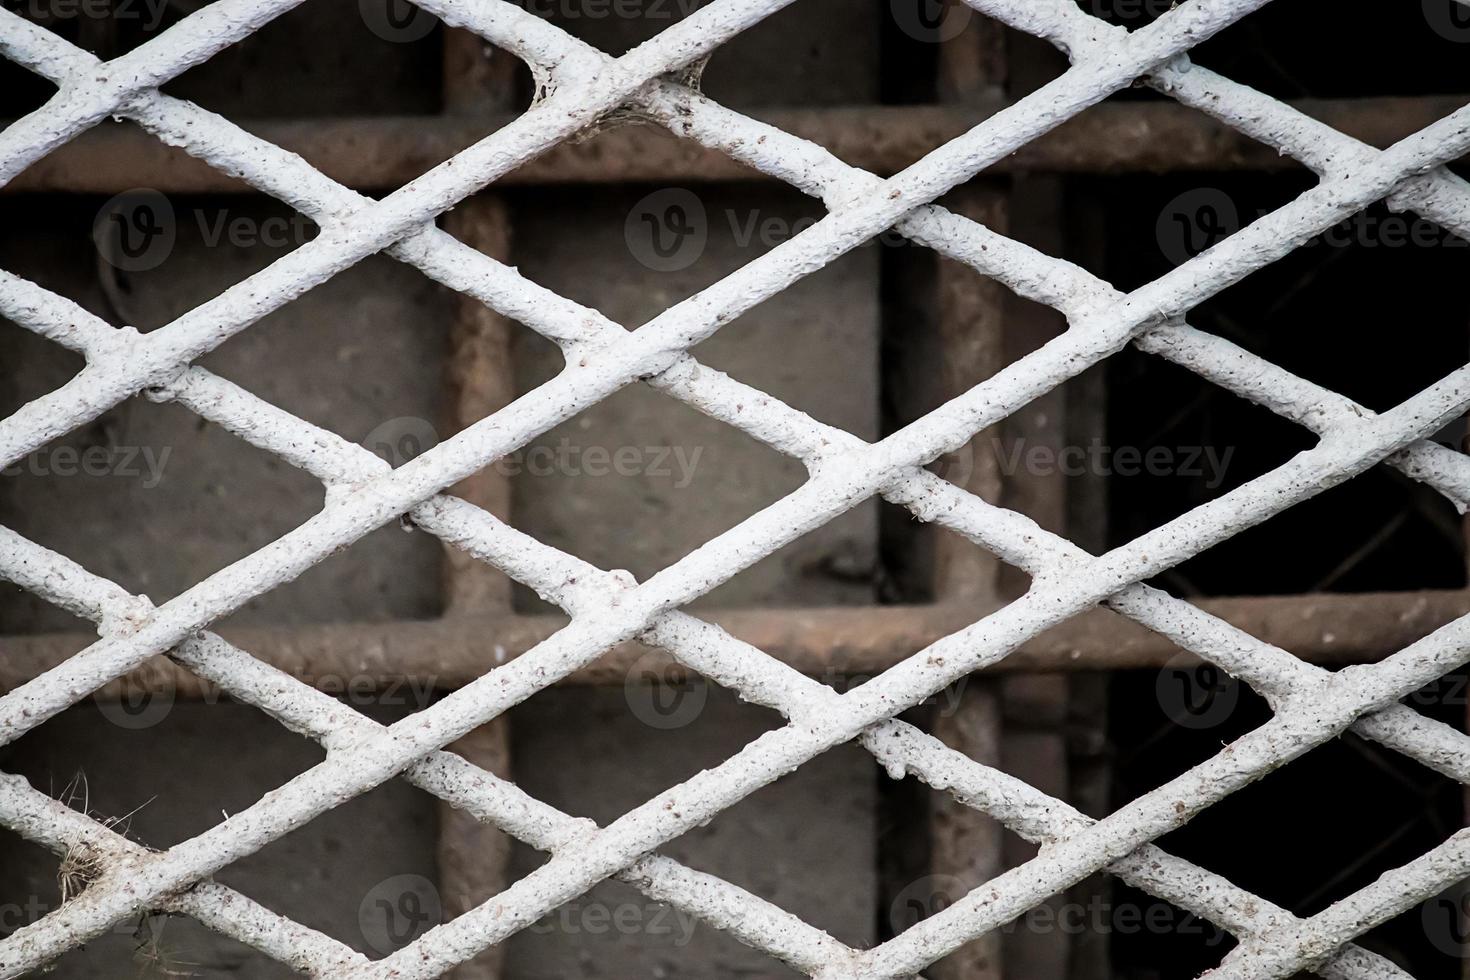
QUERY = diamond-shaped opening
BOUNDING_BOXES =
[0,698,328,849]
[511,182,881,337]
[504,387,880,612]
[878,3,1040,106]
[506,196,882,610]
[0,391,418,620]
[221,708,441,960]
[1104,345,1313,588]
[501,687,879,963]
[159,0,444,118]
[98,192,323,328]
[0,60,58,120]
[518,0,878,108]
[878,703,1121,979]
[0,696,443,966]
[876,231,1057,602]
[1403,884,1470,978]
[3,236,451,625]
[502,875,805,978]
[1139,445,1467,598]
[1186,0,1470,99]
[504,673,786,826]
[1099,177,1470,415]
[1112,695,1464,969]
[0,825,299,975]
[0,319,86,427]
[0,187,326,332]
[1061,169,1314,290]
[195,253,453,445]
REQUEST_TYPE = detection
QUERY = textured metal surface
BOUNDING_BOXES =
[1,0,1469,977]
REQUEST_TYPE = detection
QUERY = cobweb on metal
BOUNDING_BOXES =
[1,0,1469,976]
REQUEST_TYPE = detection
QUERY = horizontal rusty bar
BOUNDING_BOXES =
[6,94,1465,194]
[4,590,1465,700]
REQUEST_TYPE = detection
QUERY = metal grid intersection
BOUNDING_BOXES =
[0,0,1469,977]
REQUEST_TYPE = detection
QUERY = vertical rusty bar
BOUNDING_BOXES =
[994,181,1076,980]
[928,7,1007,979]
[440,202,517,614]
[436,35,521,980]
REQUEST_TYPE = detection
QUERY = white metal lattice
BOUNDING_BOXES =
[1,0,1469,977]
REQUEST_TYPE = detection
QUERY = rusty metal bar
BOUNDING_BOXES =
[4,94,1467,195]
[436,196,517,980]
[928,14,1007,977]
[4,590,1465,701]
[434,37,522,977]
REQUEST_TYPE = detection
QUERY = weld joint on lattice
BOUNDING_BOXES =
[802,445,863,483]
[553,567,639,618]
[83,323,143,365]
[96,593,154,638]
[321,461,393,507]
[527,47,608,107]
[820,173,888,218]
[1146,54,1200,93]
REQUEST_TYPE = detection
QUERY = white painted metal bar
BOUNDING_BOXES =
[0,0,1467,976]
